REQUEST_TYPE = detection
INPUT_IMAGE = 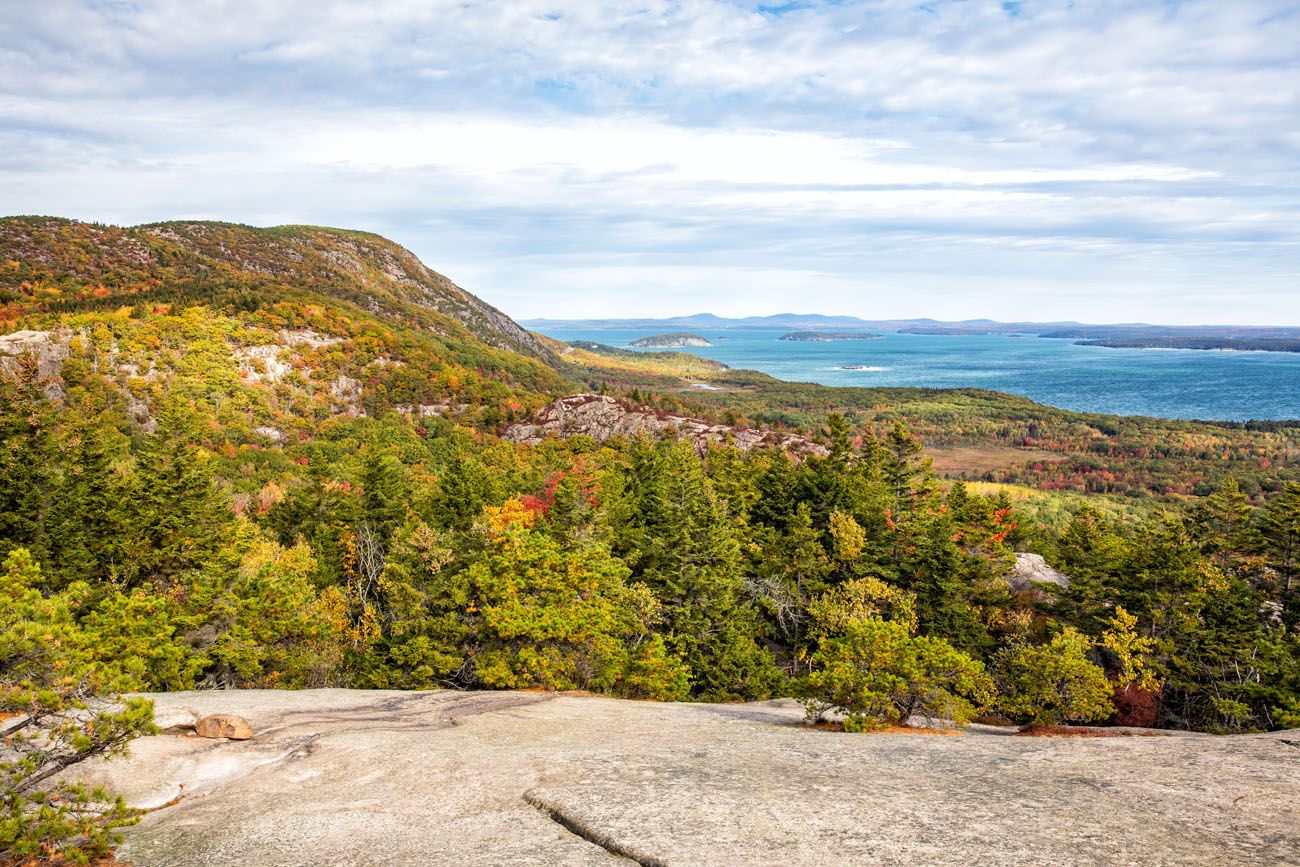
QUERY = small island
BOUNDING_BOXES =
[630,333,713,347]
[780,331,882,342]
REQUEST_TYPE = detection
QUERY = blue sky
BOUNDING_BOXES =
[2,1,1298,324]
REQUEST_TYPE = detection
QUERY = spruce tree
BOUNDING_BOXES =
[628,440,780,700]
[121,401,230,586]
[0,354,56,558]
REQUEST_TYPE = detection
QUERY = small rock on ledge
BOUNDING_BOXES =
[195,714,254,740]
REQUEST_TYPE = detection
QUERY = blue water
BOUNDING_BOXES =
[536,328,1300,421]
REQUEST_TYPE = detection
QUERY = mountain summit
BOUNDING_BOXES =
[2,217,547,359]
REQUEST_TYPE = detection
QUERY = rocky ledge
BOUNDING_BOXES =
[71,689,1300,866]
[504,394,829,457]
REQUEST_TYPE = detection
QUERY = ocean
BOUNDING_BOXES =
[533,328,1300,422]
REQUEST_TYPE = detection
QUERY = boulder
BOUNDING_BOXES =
[1004,552,1071,595]
[194,714,254,740]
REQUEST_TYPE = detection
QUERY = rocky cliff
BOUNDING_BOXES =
[504,394,829,457]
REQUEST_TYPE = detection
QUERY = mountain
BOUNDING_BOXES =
[522,312,889,330]
[3,216,549,359]
[525,313,1300,338]
[1,216,566,431]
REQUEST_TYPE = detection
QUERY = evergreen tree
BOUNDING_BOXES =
[882,420,930,503]
[429,447,491,531]
[42,403,130,586]
[359,446,408,541]
[1263,483,1300,623]
[622,440,780,700]
[120,401,230,586]
[1191,476,1263,564]
[0,354,56,559]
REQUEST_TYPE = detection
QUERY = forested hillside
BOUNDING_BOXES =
[1,217,1297,768]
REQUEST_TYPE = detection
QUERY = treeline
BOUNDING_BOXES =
[583,370,1300,501]
[3,353,1297,733]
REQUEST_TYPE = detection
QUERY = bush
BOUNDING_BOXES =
[798,616,993,731]
[450,505,691,697]
[992,628,1114,725]
[1111,684,1160,728]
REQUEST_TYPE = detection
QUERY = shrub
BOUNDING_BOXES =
[798,616,993,731]
[1111,684,1160,728]
[992,628,1114,725]
[455,506,691,697]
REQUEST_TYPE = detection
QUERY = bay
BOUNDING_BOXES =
[534,327,1300,422]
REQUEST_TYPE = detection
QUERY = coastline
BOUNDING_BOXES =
[532,327,1300,422]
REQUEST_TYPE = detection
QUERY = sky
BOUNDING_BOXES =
[2,1,1298,324]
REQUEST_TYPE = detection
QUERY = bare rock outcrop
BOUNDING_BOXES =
[1005,552,1071,595]
[65,689,1300,867]
[0,329,69,399]
[505,394,829,457]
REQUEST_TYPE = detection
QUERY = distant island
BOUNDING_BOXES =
[524,313,1300,341]
[630,333,713,347]
[899,327,983,335]
[780,331,883,342]
[1078,337,1300,353]
[899,326,1028,336]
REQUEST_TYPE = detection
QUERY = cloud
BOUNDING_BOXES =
[1,0,1298,323]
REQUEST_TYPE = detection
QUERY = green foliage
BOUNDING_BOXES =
[799,616,993,730]
[119,401,232,586]
[610,439,781,700]
[0,549,156,863]
[992,628,1114,725]
[462,505,689,698]
[188,525,346,689]
[806,576,918,636]
[1099,606,1162,692]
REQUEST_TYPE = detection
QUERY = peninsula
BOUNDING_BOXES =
[1078,337,1300,353]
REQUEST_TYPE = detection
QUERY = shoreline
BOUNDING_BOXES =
[534,328,1300,424]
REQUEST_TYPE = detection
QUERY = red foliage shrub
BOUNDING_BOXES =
[1110,684,1160,728]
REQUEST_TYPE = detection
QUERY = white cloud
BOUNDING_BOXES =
[1,0,1298,324]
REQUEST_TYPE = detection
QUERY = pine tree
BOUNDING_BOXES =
[1192,476,1263,563]
[359,446,408,540]
[625,440,780,700]
[120,401,230,586]
[883,420,930,502]
[0,354,57,558]
[430,447,491,531]
[749,503,830,671]
[1263,483,1300,619]
[43,404,129,586]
